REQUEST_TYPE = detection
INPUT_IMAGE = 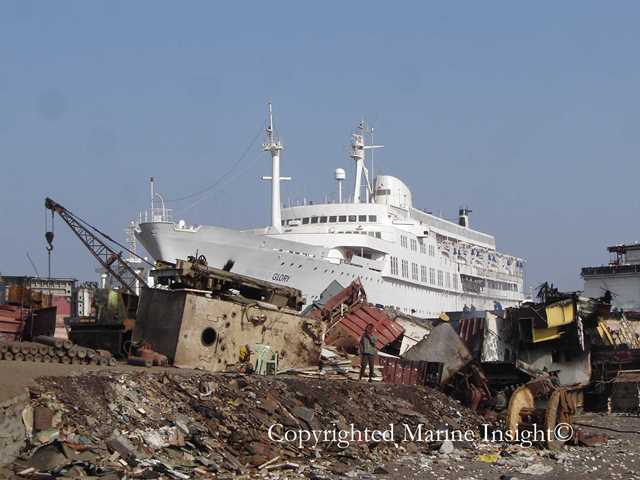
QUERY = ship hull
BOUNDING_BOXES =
[137,222,521,316]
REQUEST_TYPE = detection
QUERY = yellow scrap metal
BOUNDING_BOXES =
[532,326,563,343]
[596,320,615,345]
[545,299,575,327]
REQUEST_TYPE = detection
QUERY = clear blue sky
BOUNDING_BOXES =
[1,1,639,294]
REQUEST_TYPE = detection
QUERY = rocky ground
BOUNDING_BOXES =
[1,367,639,479]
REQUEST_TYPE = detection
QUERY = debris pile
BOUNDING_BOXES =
[279,346,385,381]
[10,371,484,478]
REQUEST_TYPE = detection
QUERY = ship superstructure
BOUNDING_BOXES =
[136,105,525,315]
[582,244,640,312]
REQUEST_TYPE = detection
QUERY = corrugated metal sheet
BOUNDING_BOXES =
[457,317,484,343]
[326,303,404,350]
[320,280,404,351]
[379,356,443,386]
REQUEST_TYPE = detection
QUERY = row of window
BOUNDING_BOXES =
[285,215,378,226]
[399,234,437,257]
[389,256,458,290]
[334,230,382,239]
[486,279,519,292]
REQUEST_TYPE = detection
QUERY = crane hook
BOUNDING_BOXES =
[45,231,54,251]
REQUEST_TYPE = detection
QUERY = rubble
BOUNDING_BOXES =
[7,370,485,478]
[279,346,384,381]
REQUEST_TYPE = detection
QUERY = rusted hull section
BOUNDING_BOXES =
[134,287,324,372]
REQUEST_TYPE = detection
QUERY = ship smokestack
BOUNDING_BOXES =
[335,168,346,203]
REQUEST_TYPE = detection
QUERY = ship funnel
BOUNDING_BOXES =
[335,168,346,203]
[458,207,472,228]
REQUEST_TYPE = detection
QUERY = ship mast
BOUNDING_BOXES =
[262,102,290,231]
[351,120,383,204]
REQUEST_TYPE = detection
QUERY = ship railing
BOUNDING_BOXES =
[582,264,640,276]
[138,207,173,224]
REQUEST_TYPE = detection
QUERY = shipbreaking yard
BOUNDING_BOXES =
[3,241,640,480]
[0,196,638,480]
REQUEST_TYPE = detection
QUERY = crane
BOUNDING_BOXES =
[44,197,151,296]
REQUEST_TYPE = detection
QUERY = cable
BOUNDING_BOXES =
[175,150,263,215]
[168,122,265,203]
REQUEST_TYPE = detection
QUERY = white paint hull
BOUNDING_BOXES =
[137,222,522,316]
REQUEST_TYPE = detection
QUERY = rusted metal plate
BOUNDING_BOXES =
[457,317,484,343]
[0,305,27,341]
[379,356,443,386]
[325,304,404,350]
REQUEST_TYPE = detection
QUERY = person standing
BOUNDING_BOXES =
[359,323,377,382]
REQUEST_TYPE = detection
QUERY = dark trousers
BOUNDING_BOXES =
[359,353,375,380]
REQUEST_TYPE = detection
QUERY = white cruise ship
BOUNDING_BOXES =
[135,104,525,316]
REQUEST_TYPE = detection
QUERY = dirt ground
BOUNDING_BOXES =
[0,360,201,403]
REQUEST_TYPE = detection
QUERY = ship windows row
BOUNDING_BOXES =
[389,256,458,290]
[400,234,436,257]
[286,215,378,226]
[486,279,519,292]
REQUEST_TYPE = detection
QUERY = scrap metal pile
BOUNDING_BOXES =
[0,336,116,366]
[8,371,484,478]
[0,281,58,342]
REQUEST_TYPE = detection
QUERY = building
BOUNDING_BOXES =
[582,244,640,312]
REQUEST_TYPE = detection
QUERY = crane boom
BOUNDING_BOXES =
[44,197,148,295]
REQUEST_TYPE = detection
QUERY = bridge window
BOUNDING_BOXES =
[320,216,328,223]
[329,216,337,222]
[401,260,409,278]
[302,217,310,225]
[368,215,377,222]
[338,215,347,222]
[358,215,367,222]
[348,215,357,222]
[390,256,399,275]
[310,217,319,224]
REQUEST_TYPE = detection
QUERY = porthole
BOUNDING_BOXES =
[201,328,217,346]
